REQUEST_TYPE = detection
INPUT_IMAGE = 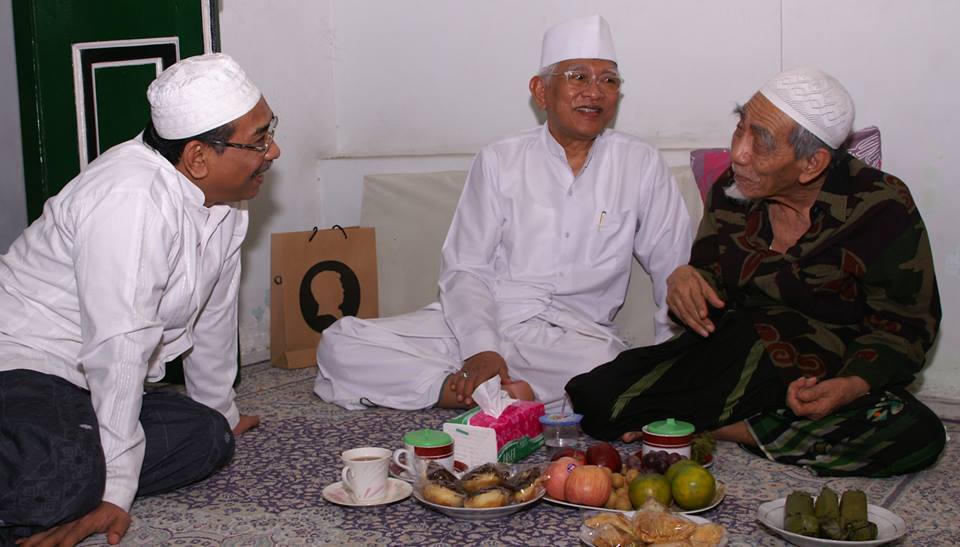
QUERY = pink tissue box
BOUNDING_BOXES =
[442,400,545,470]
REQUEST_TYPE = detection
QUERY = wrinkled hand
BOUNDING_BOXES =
[450,351,510,406]
[17,501,130,547]
[786,376,871,421]
[233,414,261,436]
[665,265,725,337]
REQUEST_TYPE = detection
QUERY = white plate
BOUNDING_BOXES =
[756,497,907,546]
[547,480,726,515]
[413,489,545,520]
[579,512,727,546]
[322,477,413,507]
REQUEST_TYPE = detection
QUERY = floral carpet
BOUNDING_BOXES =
[78,362,959,546]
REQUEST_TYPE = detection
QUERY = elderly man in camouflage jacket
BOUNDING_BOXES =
[567,67,944,477]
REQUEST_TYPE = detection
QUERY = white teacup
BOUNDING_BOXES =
[393,443,455,480]
[341,447,391,502]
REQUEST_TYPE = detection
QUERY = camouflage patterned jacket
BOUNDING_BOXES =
[691,154,941,390]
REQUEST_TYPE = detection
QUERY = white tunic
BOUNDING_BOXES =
[315,125,691,412]
[0,138,246,512]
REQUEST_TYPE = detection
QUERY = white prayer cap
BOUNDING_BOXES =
[147,53,261,140]
[759,66,855,149]
[539,14,617,69]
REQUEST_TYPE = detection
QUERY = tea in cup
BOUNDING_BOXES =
[341,446,391,502]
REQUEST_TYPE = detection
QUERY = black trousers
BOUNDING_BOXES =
[0,369,235,541]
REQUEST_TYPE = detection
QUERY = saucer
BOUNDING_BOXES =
[322,477,413,507]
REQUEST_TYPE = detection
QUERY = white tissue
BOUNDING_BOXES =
[471,376,515,419]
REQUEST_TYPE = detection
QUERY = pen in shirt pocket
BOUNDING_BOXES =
[597,210,606,230]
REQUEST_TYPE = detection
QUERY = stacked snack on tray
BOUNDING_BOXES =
[418,462,543,509]
[784,487,879,541]
[582,500,726,546]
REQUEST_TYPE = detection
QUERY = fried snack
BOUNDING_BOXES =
[688,522,726,546]
[632,510,697,544]
[426,465,458,487]
[592,523,640,547]
[584,513,636,537]
[464,486,512,508]
[460,463,507,494]
[422,482,465,507]
[506,468,543,503]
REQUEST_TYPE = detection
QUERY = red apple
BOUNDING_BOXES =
[550,447,587,464]
[544,457,581,500]
[586,442,622,471]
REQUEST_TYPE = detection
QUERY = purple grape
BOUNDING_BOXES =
[667,452,683,465]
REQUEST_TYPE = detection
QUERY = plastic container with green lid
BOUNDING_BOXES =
[641,418,695,459]
[402,429,452,448]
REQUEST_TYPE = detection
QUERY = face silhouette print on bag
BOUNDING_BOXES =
[299,260,362,332]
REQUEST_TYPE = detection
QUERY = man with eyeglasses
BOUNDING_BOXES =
[0,53,279,546]
[315,15,691,413]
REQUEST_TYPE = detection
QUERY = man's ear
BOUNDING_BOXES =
[529,75,547,111]
[798,148,831,184]
[177,140,210,180]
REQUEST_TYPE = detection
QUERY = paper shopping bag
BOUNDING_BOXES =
[270,225,378,369]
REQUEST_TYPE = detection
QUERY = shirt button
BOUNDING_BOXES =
[567,189,573,197]
[565,232,570,238]
[559,272,565,278]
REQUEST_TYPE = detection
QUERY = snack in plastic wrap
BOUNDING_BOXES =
[581,503,726,547]
[416,462,544,508]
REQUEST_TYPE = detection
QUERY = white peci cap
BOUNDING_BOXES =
[539,14,617,69]
[759,66,855,149]
[147,53,261,140]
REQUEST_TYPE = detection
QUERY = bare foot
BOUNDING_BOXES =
[620,431,642,443]
[711,421,756,445]
[502,379,535,401]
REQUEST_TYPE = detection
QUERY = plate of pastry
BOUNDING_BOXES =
[412,462,546,520]
[579,506,727,547]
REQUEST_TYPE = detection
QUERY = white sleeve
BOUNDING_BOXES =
[438,150,503,359]
[74,191,170,511]
[182,213,244,429]
[633,151,693,343]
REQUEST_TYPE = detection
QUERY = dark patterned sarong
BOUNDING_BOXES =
[566,311,945,477]
[0,370,236,541]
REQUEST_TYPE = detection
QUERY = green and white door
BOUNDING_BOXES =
[13,0,219,221]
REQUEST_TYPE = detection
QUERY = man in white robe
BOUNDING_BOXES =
[314,14,691,413]
[0,54,280,547]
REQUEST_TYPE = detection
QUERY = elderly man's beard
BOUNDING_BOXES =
[723,181,755,205]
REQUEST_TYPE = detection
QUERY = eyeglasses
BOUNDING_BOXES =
[210,115,278,155]
[550,70,624,93]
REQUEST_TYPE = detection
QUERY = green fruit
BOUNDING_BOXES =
[664,458,698,485]
[628,473,672,509]
[671,464,716,511]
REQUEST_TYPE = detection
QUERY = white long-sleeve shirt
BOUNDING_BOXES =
[0,137,246,511]
[439,125,692,358]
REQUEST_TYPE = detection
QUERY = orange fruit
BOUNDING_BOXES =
[628,473,672,509]
[671,464,716,510]
[663,458,698,486]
